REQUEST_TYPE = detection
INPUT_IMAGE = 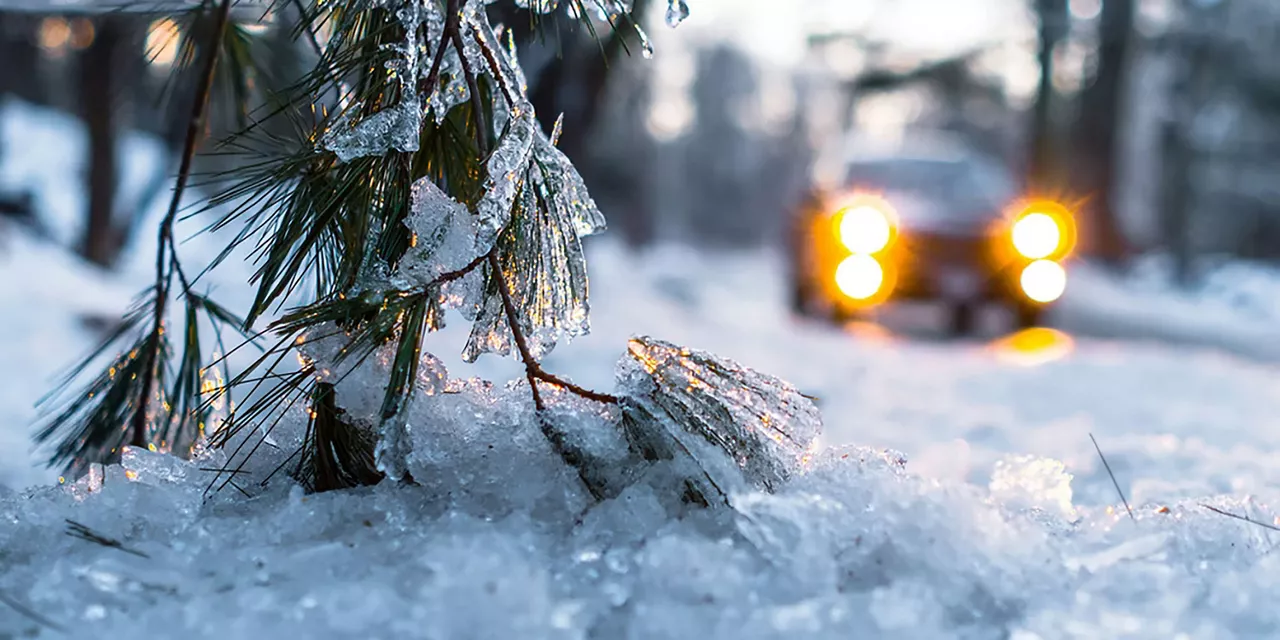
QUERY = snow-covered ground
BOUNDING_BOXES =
[6,99,1280,637]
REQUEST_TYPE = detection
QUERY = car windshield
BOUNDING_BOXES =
[844,157,1012,215]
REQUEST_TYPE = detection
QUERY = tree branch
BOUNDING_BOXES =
[132,0,233,447]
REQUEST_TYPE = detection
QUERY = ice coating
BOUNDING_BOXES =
[460,111,603,363]
[321,0,431,161]
[617,335,823,498]
[397,176,482,286]
[531,126,608,237]
[474,109,538,250]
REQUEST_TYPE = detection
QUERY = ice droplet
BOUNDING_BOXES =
[665,0,690,27]
[636,24,654,59]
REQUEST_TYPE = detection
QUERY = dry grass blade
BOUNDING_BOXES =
[0,589,66,633]
[64,520,151,559]
[1201,503,1280,533]
[1089,433,1134,521]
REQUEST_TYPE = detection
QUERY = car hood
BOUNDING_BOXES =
[883,190,998,238]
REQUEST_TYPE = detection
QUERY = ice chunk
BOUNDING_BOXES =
[403,379,593,522]
[513,0,561,11]
[989,454,1079,521]
[120,446,192,486]
[397,177,482,286]
[616,336,823,499]
[295,323,450,482]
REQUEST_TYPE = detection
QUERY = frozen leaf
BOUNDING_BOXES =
[320,0,434,161]
[462,167,593,361]
[397,177,483,286]
[468,13,532,129]
[616,336,823,499]
[422,2,489,123]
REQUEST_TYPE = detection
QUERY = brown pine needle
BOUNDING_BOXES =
[64,519,150,559]
[1089,433,1134,521]
[1201,503,1280,533]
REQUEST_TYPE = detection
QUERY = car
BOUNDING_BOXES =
[787,136,1077,335]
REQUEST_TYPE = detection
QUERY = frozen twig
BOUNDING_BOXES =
[1089,433,1134,521]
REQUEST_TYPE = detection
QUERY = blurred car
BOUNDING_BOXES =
[787,136,1077,335]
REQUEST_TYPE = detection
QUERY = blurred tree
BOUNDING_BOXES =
[79,16,146,266]
[0,12,42,103]
[1071,0,1133,265]
[1028,0,1066,192]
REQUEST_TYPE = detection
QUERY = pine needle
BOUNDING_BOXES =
[1089,433,1134,521]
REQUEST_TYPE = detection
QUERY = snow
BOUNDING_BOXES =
[8,100,1280,637]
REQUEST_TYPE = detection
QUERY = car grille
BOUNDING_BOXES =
[902,232,989,267]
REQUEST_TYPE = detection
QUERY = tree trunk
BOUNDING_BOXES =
[1072,0,1134,264]
[79,17,128,267]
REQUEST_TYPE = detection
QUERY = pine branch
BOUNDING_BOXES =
[132,0,233,449]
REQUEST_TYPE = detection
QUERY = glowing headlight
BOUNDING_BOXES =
[838,205,893,254]
[1019,259,1067,303]
[1011,212,1062,260]
[835,254,884,300]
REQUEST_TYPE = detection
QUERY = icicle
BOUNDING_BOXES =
[665,0,690,27]
[550,113,565,147]
[635,23,654,59]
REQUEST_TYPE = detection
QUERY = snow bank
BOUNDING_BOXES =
[1057,255,1280,362]
[4,374,1280,638]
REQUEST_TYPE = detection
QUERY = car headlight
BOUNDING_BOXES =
[835,254,884,300]
[838,204,893,254]
[1011,212,1062,260]
[1019,259,1067,303]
